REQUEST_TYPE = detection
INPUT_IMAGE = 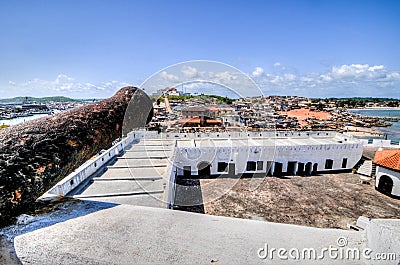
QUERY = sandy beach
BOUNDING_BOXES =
[343,126,384,138]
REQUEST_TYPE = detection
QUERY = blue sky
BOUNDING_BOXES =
[0,0,399,98]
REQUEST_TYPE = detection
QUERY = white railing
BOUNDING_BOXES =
[41,131,140,198]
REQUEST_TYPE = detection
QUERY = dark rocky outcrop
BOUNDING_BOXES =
[0,87,152,226]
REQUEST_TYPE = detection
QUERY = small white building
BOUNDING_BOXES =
[221,114,241,127]
[374,149,400,197]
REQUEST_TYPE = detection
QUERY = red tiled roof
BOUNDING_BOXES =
[374,149,400,171]
[178,118,201,124]
[178,117,221,124]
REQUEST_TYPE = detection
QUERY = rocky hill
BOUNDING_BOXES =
[0,87,153,226]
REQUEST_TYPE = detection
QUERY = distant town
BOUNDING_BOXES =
[148,87,400,138]
[1,89,399,139]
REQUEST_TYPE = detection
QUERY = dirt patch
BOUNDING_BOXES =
[201,173,400,229]
[279,108,332,127]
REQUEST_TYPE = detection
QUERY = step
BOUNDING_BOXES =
[111,158,168,167]
[76,179,165,197]
[101,167,167,179]
[356,160,373,176]
[77,193,165,207]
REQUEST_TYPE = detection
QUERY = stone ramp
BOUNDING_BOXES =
[72,140,173,208]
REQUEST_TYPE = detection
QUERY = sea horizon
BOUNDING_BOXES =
[348,108,400,142]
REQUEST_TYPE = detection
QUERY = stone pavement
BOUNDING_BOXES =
[13,204,365,265]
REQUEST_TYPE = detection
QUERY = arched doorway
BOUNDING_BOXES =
[297,162,305,176]
[312,163,318,174]
[305,162,312,176]
[197,162,211,177]
[378,175,393,195]
[287,161,297,176]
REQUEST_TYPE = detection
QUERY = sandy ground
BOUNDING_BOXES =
[201,173,400,229]
[279,109,332,127]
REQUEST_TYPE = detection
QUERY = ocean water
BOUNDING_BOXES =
[0,114,48,126]
[348,109,400,142]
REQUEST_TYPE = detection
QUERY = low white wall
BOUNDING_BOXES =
[364,219,400,265]
[360,139,400,148]
[156,130,341,140]
[43,131,140,197]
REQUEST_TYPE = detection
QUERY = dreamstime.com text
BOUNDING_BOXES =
[257,236,398,262]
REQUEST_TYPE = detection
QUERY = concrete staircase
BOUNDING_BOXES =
[356,160,373,177]
[72,139,174,208]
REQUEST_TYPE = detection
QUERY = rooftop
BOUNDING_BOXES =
[176,134,359,148]
[374,149,400,171]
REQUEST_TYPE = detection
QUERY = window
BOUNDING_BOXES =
[246,161,257,171]
[342,158,348,168]
[217,162,228,172]
[257,161,263,170]
[325,159,333,169]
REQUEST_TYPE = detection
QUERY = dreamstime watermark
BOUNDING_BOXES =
[122,60,276,206]
[257,236,399,262]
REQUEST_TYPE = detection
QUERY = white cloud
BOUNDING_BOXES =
[331,64,388,79]
[181,66,198,78]
[160,71,179,82]
[214,71,237,82]
[319,74,332,82]
[252,63,400,98]
[252,67,264,77]
[5,74,132,98]
[273,62,281,68]
[55,74,74,84]
[284,73,296,81]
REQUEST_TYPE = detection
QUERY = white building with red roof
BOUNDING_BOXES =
[374,149,400,197]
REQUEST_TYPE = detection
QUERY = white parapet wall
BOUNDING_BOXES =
[362,218,400,265]
[360,138,400,148]
[155,130,341,140]
[40,131,141,199]
[172,131,363,176]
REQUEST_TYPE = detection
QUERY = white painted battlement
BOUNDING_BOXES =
[360,138,400,148]
[138,130,351,140]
